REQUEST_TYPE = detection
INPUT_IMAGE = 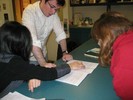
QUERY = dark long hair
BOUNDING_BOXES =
[0,21,32,61]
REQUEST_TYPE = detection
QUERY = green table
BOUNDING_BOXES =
[15,39,120,100]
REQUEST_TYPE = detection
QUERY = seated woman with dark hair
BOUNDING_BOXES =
[0,21,84,98]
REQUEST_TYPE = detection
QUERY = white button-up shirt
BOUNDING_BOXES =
[22,1,66,61]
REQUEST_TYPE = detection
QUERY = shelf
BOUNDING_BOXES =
[70,2,133,7]
[70,3,106,7]
[109,2,133,5]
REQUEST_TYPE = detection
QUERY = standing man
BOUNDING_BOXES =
[22,0,73,92]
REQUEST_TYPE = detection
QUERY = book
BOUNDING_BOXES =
[84,48,100,58]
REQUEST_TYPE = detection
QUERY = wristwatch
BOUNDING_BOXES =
[62,50,68,54]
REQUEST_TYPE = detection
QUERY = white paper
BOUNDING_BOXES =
[87,48,100,53]
[56,60,98,86]
[84,48,100,58]
[1,91,45,100]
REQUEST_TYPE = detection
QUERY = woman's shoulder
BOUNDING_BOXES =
[0,53,16,63]
[0,55,26,69]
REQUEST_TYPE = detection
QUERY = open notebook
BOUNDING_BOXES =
[56,60,98,86]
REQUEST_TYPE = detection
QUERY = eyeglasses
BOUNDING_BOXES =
[47,1,58,12]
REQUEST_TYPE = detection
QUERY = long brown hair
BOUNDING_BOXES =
[92,14,132,66]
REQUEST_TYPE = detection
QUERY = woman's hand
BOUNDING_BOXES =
[28,79,41,92]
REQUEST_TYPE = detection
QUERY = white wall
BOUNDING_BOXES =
[0,0,14,26]
[69,4,133,23]
[46,32,58,62]
[111,5,133,21]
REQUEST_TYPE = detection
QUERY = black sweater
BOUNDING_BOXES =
[0,55,70,93]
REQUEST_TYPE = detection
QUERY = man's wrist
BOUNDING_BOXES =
[62,50,68,54]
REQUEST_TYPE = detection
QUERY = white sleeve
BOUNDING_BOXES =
[53,13,66,43]
[22,5,42,48]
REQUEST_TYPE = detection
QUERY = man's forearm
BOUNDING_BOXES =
[59,39,67,53]
[59,39,73,61]
[32,46,46,66]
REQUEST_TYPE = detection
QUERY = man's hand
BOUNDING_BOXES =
[32,46,56,68]
[62,53,73,62]
[43,62,56,68]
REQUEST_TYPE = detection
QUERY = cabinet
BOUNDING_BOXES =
[69,26,92,46]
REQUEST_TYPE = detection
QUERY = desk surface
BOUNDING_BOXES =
[15,39,120,100]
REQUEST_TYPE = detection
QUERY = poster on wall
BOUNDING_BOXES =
[2,3,6,10]
[4,13,9,22]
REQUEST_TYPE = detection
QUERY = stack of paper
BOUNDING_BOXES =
[84,48,100,58]
[56,60,98,86]
[1,91,45,100]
